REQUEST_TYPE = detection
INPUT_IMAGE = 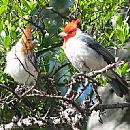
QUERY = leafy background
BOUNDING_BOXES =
[0,0,130,129]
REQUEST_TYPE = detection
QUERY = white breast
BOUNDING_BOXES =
[6,40,38,85]
[64,36,107,72]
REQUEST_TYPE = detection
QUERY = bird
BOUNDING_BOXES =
[6,24,38,85]
[59,18,129,97]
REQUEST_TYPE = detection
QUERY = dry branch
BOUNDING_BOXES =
[0,61,129,130]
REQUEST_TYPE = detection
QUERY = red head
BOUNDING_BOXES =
[21,25,37,53]
[59,18,80,46]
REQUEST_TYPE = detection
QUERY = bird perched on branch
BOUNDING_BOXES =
[59,18,129,97]
[6,25,38,85]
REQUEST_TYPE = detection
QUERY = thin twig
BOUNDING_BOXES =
[27,93,71,102]
[36,42,62,57]
[124,6,130,20]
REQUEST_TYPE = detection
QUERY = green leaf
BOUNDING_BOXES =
[4,36,10,49]
[123,21,129,39]
[116,14,122,28]
[116,66,122,76]
[116,63,129,76]
[0,20,3,32]
[0,5,6,14]
[1,0,9,5]
[21,0,31,10]
[121,63,129,75]
[0,0,8,14]
[115,29,124,42]
[127,68,130,73]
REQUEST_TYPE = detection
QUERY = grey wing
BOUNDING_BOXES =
[78,34,115,64]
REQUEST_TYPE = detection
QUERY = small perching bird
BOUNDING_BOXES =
[59,18,129,97]
[6,25,38,85]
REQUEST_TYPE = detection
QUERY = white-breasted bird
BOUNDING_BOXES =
[59,18,129,97]
[6,25,38,85]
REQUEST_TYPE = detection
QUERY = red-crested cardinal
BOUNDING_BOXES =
[59,18,129,97]
[6,25,38,85]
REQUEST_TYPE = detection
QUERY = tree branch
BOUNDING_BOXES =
[93,102,130,111]
[0,107,83,130]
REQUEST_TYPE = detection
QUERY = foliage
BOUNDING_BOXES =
[0,0,129,129]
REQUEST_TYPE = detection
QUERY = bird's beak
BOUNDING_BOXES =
[58,32,67,37]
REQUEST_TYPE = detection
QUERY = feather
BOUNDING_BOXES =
[21,24,35,53]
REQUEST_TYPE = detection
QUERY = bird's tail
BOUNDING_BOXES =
[107,70,129,97]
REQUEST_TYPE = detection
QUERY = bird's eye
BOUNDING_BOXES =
[68,31,73,34]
